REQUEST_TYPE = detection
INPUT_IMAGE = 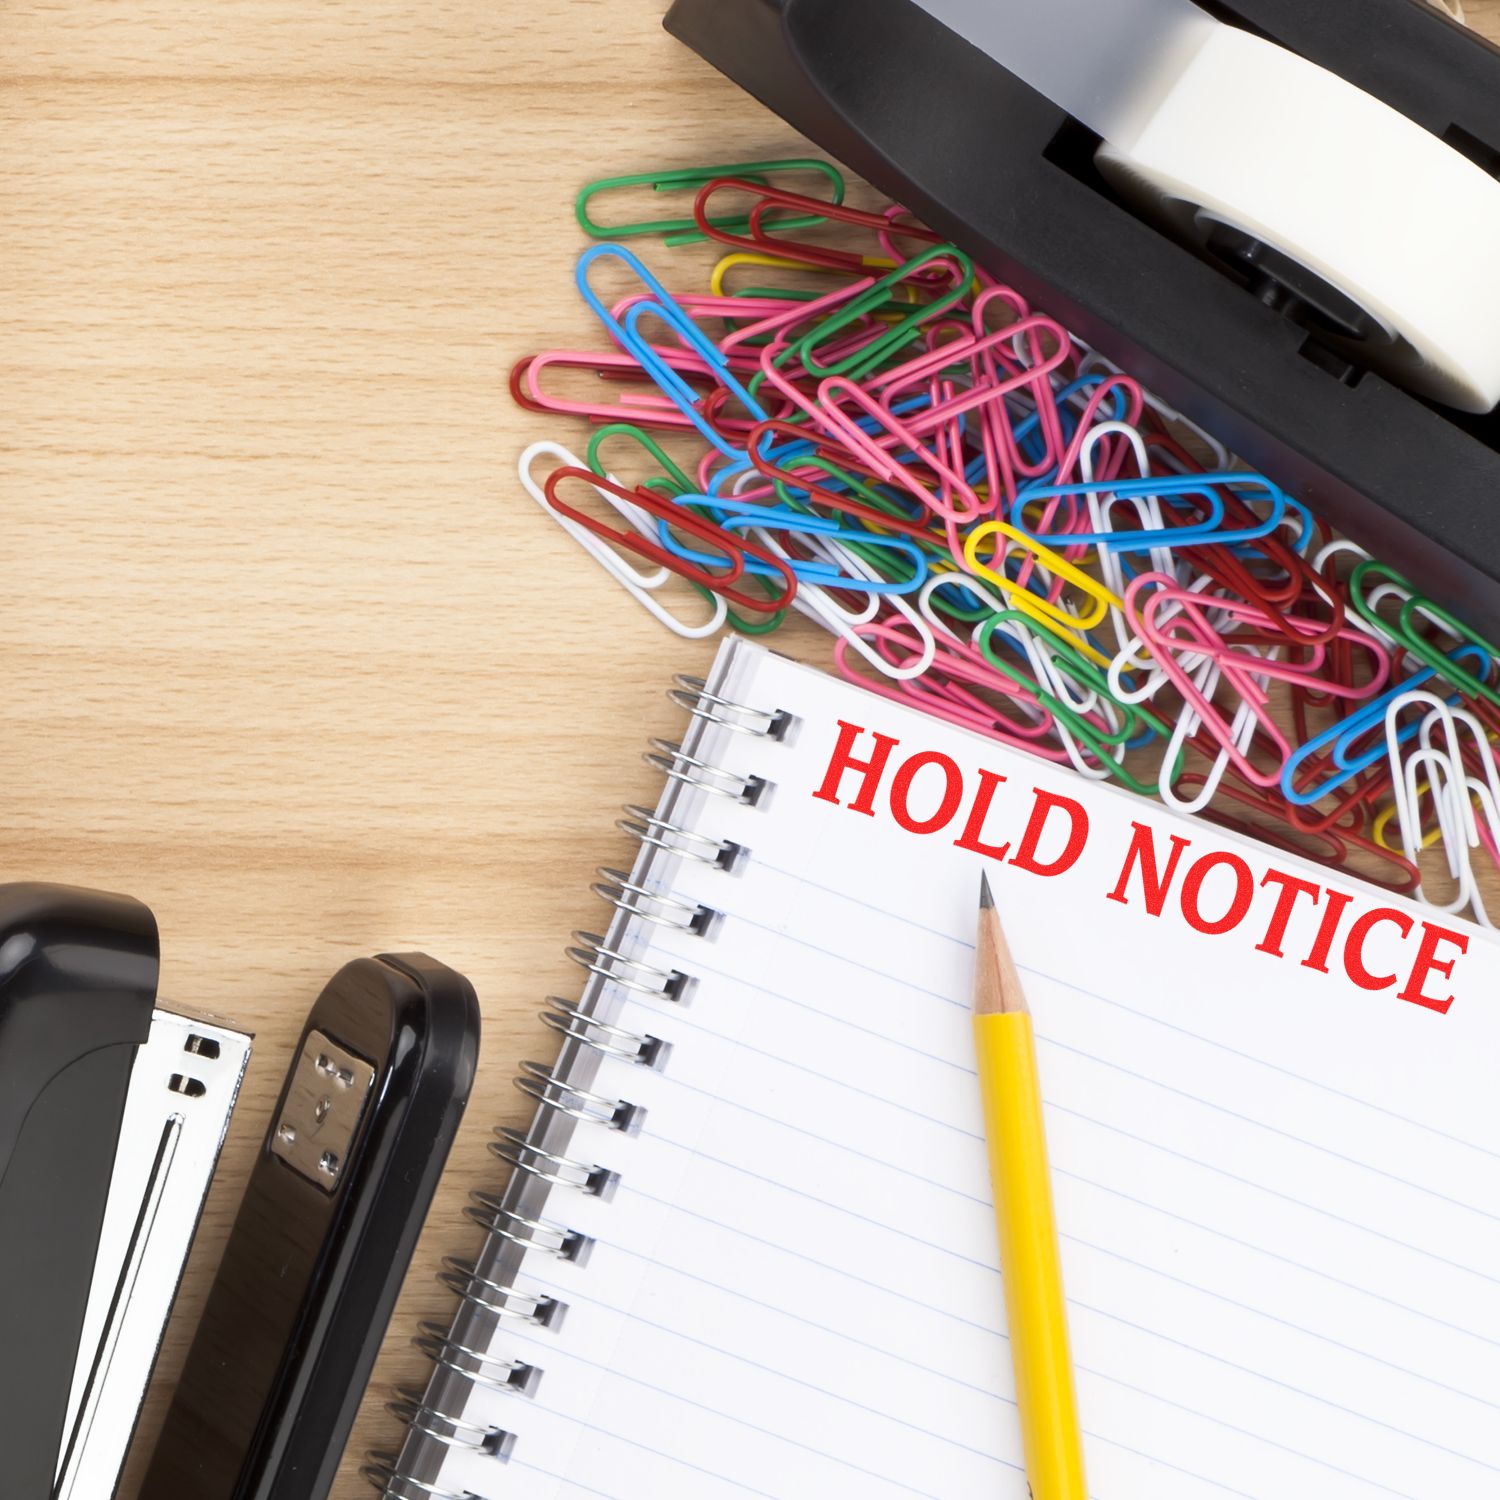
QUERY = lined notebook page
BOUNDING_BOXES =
[439,639,1500,1500]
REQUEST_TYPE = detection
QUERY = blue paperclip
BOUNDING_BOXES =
[576,243,768,459]
[1279,644,1491,805]
[654,498,929,595]
[1011,472,1299,554]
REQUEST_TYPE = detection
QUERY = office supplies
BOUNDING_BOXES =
[0,881,250,1500]
[663,0,1500,646]
[974,873,1087,1500]
[380,638,1500,1499]
[0,882,158,1499]
[576,160,846,246]
[141,952,479,1500]
[55,1006,251,1500]
[509,155,1500,929]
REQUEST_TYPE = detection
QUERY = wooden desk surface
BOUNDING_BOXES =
[5,3,1498,1495]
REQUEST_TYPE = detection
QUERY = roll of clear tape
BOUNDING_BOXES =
[1095,25,1500,412]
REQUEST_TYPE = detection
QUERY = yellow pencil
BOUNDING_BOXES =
[973,872,1088,1500]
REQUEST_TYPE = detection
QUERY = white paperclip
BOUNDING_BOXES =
[1384,692,1481,918]
[1158,648,1264,814]
[1075,349,1233,470]
[519,440,728,640]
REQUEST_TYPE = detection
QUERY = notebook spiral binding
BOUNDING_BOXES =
[365,673,789,1499]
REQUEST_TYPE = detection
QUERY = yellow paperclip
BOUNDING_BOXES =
[710,251,901,299]
[963,522,1122,668]
[1372,790,1446,853]
[1372,772,1500,852]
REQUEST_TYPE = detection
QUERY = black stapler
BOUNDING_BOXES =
[0,882,250,1500]
[0,883,158,1498]
[665,0,1500,637]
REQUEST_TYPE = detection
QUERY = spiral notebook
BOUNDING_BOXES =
[381,637,1500,1500]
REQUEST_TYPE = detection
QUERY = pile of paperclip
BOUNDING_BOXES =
[513,159,1500,924]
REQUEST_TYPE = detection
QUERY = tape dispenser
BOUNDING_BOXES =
[664,0,1500,636]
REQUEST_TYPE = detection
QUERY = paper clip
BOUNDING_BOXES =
[744,422,944,544]
[1379,692,1500,921]
[786,544,939,681]
[514,349,718,431]
[964,523,1122,663]
[585,424,697,497]
[784,247,976,380]
[542,465,796,615]
[710,252,899,305]
[835,620,1069,752]
[658,498,929,596]
[576,160,844,246]
[975,612,1173,796]
[576,244,769,457]
[1013,472,1301,555]
[1183,769,1422,894]
[1278,645,1488,805]
[519,442,727,639]
[691,178,942,272]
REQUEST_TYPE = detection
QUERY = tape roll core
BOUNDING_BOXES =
[1096,26,1500,413]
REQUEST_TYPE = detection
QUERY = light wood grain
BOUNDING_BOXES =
[4,3,1499,1496]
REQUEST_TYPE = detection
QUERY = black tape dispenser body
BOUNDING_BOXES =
[0,882,159,1499]
[665,0,1500,637]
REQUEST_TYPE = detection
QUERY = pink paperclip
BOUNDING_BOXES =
[970,286,1071,481]
[910,664,1065,748]
[813,376,983,523]
[521,347,714,429]
[858,321,1073,534]
[875,203,955,270]
[971,283,1033,332]
[978,286,1074,474]
[1141,585,1392,699]
[606,292,812,375]
[873,606,1065,743]
[724,276,878,359]
[1128,576,1299,786]
[866,319,1071,441]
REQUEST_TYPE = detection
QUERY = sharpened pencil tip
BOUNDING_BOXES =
[974,877,1028,1017]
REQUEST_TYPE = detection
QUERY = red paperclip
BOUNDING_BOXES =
[542,466,797,615]
[692,178,942,272]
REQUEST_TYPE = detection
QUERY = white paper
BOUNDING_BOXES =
[436,640,1500,1500]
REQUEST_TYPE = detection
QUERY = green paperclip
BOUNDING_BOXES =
[587,423,696,497]
[976,611,1177,797]
[1350,559,1500,708]
[575,160,845,248]
[790,245,975,381]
